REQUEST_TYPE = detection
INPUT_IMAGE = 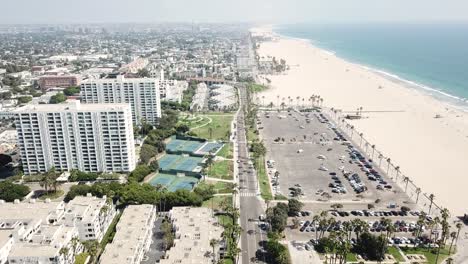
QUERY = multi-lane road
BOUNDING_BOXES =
[234,84,268,264]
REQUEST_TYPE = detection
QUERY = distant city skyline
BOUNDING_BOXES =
[1,0,468,24]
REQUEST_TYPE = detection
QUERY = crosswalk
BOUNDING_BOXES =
[239,192,257,197]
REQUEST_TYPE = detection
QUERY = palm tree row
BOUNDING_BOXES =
[262,94,324,109]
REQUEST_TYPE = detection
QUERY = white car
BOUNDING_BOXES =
[317,155,326,160]
[319,165,328,171]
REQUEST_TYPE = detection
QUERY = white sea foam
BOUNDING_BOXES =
[275,29,468,111]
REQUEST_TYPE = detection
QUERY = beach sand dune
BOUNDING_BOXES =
[253,27,468,216]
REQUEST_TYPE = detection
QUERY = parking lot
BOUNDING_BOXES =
[259,110,415,209]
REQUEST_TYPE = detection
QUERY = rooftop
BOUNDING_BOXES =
[100,205,156,264]
[14,100,131,113]
[159,207,222,264]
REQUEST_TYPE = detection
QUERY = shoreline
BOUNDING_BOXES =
[270,26,468,113]
[251,26,468,216]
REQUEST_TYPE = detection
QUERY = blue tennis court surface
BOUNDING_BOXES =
[166,137,203,154]
[149,173,199,192]
[159,154,203,173]
[195,142,224,155]
[149,173,176,186]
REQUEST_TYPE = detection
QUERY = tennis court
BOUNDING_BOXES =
[159,154,203,174]
[148,174,199,192]
[149,173,176,187]
[159,154,181,171]
[167,176,199,192]
[194,142,224,155]
[166,137,204,154]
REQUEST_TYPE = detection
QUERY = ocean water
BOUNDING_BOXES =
[275,23,468,109]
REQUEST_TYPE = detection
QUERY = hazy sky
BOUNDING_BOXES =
[1,0,467,24]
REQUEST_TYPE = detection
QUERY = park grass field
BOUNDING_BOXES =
[208,160,234,180]
[191,114,233,141]
[202,195,233,211]
[256,156,273,200]
[400,246,452,264]
[217,143,233,159]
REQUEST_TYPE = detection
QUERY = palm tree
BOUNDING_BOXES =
[296,96,300,107]
[435,239,444,264]
[276,95,280,107]
[280,102,286,110]
[359,133,364,147]
[313,215,320,239]
[428,194,435,214]
[59,247,69,263]
[448,231,457,254]
[210,238,219,263]
[292,218,300,229]
[350,125,355,138]
[231,185,239,204]
[395,166,401,181]
[371,145,376,159]
[456,222,463,243]
[415,187,422,203]
[230,247,241,264]
[378,153,383,167]
[403,176,410,192]
[386,158,392,175]
[426,217,436,242]
[70,236,80,255]
[83,240,99,263]
[40,169,56,194]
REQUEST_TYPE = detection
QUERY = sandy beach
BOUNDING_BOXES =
[252,26,468,216]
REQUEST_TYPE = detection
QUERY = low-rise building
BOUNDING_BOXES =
[64,195,116,242]
[38,75,80,91]
[159,207,223,264]
[99,205,156,264]
[0,195,116,264]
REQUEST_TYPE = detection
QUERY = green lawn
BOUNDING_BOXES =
[248,83,268,93]
[191,114,234,140]
[247,127,259,142]
[223,259,234,264]
[74,253,89,264]
[208,160,234,180]
[388,246,405,262]
[217,143,233,159]
[213,181,233,194]
[178,114,210,129]
[256,156,273,200]
[274,194,288,200]
[401,246,452,264]
[202,195,233,211]
[38,190,64,200]
[345,253,358,262]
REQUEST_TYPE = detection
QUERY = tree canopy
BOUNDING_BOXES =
[0,181,31,202]
[49,92,67,104]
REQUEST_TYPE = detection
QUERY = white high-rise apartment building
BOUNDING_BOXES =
[14,100,136,175]
[80,75,161,125]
